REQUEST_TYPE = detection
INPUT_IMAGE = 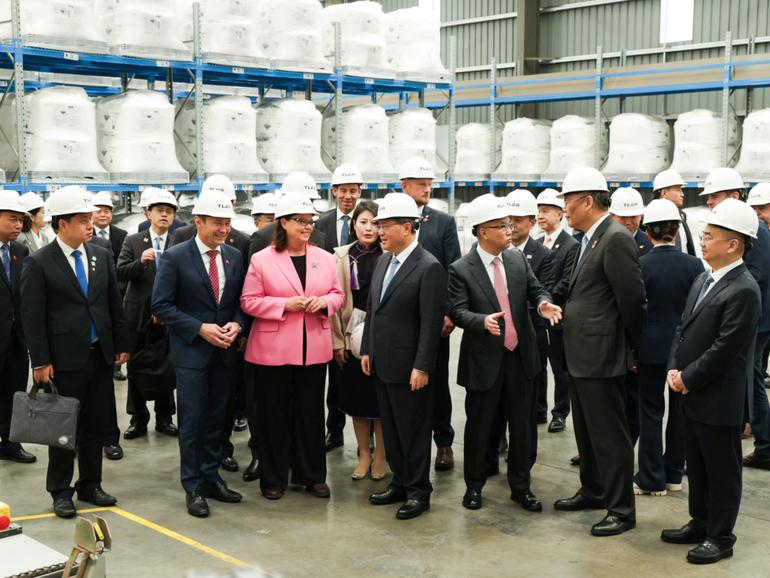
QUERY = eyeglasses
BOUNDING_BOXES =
[563,194,590,207]
[699,233,733,244]
[480,223,514,231]
[374,222,401,231]
[288,217,316,228]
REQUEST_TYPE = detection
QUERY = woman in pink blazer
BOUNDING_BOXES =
[241,192,345,501]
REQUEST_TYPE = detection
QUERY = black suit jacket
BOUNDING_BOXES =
[20,241,129,370]
[449,247,551,390]
[94,225,127,265]
[0,241,28,355]
[634,229,653,256]
[744,221,770,333]
[668,264,760,426]
[313,209,340,253]
[418,205,461,270]
[521,237,554,328]
[361,244,446,384]
[563,216,647,378]
[248,222,327,259]
[638,246,704,365]
[138,216,187,235]
[538,229,579,309]
[170,224,252,270]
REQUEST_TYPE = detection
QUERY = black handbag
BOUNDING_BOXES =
[9,380,80,451]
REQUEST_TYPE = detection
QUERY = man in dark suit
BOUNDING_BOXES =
[116,189,179,441]
[663,198,761,564]
[362,192,446,520]
[20,186,130,518]
[449,194,561,511]
[0,191,35,464]
[652,169,696,255]
[536,188,579,433]
[399,156,461,471]
[553,167,646,537]
[152,190,246,518]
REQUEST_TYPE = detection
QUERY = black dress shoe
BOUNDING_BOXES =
[113,367,127,381]
[123,423,148,440]
[511,489,543,512]
[548,417,566,433]
[242,458,260,482]
[743,451,770,470]
[687,540,734,564]
[220,455,239,472]
[554,492,604,511]
[0,444,36,463]
[591,514,636,536]
[661,521,707,544]
[155,421,179,436]
[201,480,242,503]
[103,444,123,460]
[77,486,117,507]
[396,498,430,520]
[462,489,482,510]
[186,491,209,517]
[570,454,581,466]
[233,418,248,432]
[369,487,406,505]
[53,497,76,519]
[325,433,344,452]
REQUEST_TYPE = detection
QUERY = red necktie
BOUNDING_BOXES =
[492,256,518,351]
[207,250,220,303]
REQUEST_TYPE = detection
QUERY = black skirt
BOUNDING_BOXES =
[337,354,379,419]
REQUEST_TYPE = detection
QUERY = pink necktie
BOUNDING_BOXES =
[492,256,518,351]
[207,250,220,303]
[544,236,553,249]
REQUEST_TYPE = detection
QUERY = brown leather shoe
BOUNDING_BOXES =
[306,483,331,498]
[262,487,285,500]
[434,447,454,471]
[743,451,770,470]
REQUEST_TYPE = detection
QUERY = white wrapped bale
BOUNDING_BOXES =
[453,123,501,181]
[388,108,446,180]
[541,115,608,181]
[384,7,449,82]
[256,0,330,72]
[603,113,671,180]
[175,96,268,183]
[256,98,331,181]
[321,1,393,78]
[669,109,739,180]
[735,108,770,181]
[96,90,187,183]
[492,118,551,181]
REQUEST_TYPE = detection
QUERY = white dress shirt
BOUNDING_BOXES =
[94,226,110,241]
[583,213,610,244]
[195,235,225,300]
[149,228,167,253]
[542,227,563,249]
[56,236,88,282]
[476,244,506,291]
[704,259,744,298]
[390,238,420,273]
[513,239,528,252]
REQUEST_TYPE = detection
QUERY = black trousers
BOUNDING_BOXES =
[325,360,346,437]
[47,346,113,499]
[104,380,121,447]
[432,335,454,448]
[244,362,259,460]
[571,376,636,519]
[547,329,572,419]
[253,363,327,490]
[0,336,29,446]
[465,349,534,492]
[222,355,247,459]
[625,370,640,446]
[533,325,549,420]
[685,416,742,546]
[126,377,175,427]
[376,377,433,500]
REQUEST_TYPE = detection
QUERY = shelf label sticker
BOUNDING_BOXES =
[364,78,374,85]
[63,52,79,61]
[242,184,254,191]
[427,83,436,89]
[232,67,245,75]
[631,182,641,188]
[156,60,170,68]
[303,73,314,80]
[45,184,60,192]
[475,182,483,187]
[610,182,620,187]
[162,185,175,191]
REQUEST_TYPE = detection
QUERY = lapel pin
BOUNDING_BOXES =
[12,255,17,261]
[526,254,532,259]
[229,238,235,244]
[591,239,598,249]
[91,256,97,262]
[554,244,560,249]
[312,261,319,269]
[143,237,148,243]
[225,259,230,265]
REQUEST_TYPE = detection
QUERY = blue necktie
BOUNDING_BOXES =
[379,256,400,302]
[578,235,589,262]
[340,215,350,245]
[1,244,10,287]
[155,235,163,264]
[72,250,98,343]
[693,275,715,310]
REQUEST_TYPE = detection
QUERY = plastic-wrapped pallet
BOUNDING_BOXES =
[389,108,446,180]
[321,1,393,78]
[175,95,268,183]
[453,123,501,181]
[541,115,608,181]
[669,109,739,181]
[0,0,108,53]
[256,0,330,72]
[603,113,670,181]
[384,7,449,82]
[96,90,187,183]
[322,104,397,182]
[492,118,551,181]
[98,0,190,60]
[735,108,770,181]
[256,98,331,182]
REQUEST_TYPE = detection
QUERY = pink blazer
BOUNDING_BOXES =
[241,245,346,366]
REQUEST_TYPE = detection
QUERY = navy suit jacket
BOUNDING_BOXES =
[745,221,770,333]
[151,239,245,369]
[418,205,461,270]
[634,229,653,257]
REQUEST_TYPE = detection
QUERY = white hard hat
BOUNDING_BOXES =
[192,191,236,219]
[146,189,178,209]
[0,190,26,213]
[536,188,564,209]
[92,191,114,209]
[398,156,435,181]
[373,192,420,221]
[202,174,236,201]
[138,188,157,208]
[467,194,511,227]
[703,198,758,238]
[251,192,277,215]
[281,171,321,200]
[349,323,364,360]
[274,192,319,219]
[47,185,98,216]
[643,199,681,225]
[557,167,609,197]
[699,167,745,196]
[19,192,45,212]
[331,163,363,186]
[747,183,770,206]
[653,169,686,192]
[609,187,645,217]
[506,189,537,217]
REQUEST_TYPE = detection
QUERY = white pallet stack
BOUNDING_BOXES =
[669,109,739,181]
[453,122,500,181]
[99,0,190,60]
[541,115,608,181]
[492,118,551,182]
[384,6,450,83]
[256,0,331,72]
[735,108,770,181]
[603,113,670,181]
[388,108,447,180]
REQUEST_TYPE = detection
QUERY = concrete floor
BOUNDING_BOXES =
[3,333,770,578]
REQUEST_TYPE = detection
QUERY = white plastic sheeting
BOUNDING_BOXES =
[384,7,449,82]
[541,115,608,181]
[669,109,739,180]
[322,1,393,77]
[175,95,268,182]
[322,104,397,182]
[453,123,500,180]
[492,118,551,180]
[256,98,331,181]
[388,108,446,180]
[99,0,189,59]
[735,108,770,181]
[256,0,330,71]
[603,113,671,179]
